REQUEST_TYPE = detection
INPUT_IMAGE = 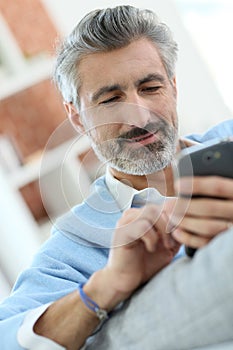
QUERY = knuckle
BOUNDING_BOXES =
[178,217,186,229]
[138,219,151,233]
[150,203,161,211]
[147,204,163,220]
[144,204,157,216]
[213,183,224,196]
[122,208,135,216]
[204,224,214,236]
[196,219,214,236]
[189,235,202,248]
[211,177,227,196]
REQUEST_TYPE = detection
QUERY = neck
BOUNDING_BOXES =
[109,165,175,196]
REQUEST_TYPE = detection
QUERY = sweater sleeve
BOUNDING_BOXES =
[17,303,65,350]
[0,231,107,350]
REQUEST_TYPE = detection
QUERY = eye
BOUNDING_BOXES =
[141,86,161,93]
[100,95,121,104]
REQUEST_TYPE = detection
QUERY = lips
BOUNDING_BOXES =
[126,131,158,146]
[131,132,155,142]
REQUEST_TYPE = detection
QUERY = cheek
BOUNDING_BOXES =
[90,124,120,143]
[157,93,177,123]
[169,98,178,126]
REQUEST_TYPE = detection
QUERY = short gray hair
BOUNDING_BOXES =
[54,5,178,109]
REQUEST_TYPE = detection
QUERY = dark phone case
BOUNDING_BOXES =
[177,140,233,257]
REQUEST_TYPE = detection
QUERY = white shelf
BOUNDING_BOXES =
[9,135,91,189]
[0,12,55,100]
[0,57,54,100]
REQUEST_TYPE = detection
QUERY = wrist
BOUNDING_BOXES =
[84,269,130,312]
[78,282,109,322]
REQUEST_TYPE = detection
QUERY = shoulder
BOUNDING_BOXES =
[52,175,122,247]
[186,119,233,143]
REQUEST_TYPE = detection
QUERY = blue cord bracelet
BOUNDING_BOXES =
[78,283,109,321]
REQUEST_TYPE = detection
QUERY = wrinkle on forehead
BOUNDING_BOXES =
[78,38,168,106]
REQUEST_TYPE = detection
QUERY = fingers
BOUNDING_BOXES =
[117,208,143,226]
[163,197,190,232]
[119,205,164,227]
[113,218,153,247]
[177,176,233,199]
[167,197,233,223]
[113,204,170,250]
[170,199,233,248]
[172,229,210,248]
[164,178,233,250]
[164,190,233,241]
[178,216,230,237]
[140,227,159,252]
[183,198,233,220]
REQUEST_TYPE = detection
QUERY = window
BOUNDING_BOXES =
[176,0,233,114]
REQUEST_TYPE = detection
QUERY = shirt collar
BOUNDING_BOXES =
[105,167,169,211]
[105,167,138,211]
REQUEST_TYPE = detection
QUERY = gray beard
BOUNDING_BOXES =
[90,120,178,176]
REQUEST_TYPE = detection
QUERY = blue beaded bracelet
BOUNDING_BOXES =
[78,283,109,321]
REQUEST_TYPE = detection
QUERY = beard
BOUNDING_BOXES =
[90,118,178,176]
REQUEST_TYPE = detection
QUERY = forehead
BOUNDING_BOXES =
[78,38,168,99]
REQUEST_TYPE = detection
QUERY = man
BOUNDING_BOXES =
[1,5,233,350]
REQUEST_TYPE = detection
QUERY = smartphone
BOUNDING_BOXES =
[175,138,233,257]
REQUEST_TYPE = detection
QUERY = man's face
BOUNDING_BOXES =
[76,38,178,175]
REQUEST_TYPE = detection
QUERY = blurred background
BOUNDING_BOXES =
[0,0,232,300]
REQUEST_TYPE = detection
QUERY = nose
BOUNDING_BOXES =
[127,103,151,129]
[123,94,152,129]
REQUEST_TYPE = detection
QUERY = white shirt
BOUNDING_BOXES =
[18,168,168,349]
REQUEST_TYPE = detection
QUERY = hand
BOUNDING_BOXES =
[35,204,181,350]
[170,176,233,249]
[101,204,180,303]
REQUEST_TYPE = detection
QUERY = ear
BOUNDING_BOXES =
[171,76,177,99]
[63,102,85,134]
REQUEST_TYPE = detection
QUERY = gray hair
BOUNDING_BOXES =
[54,5,178,109]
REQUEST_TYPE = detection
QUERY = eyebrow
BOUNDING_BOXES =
[91,73,166,103]
[136,73,165,86]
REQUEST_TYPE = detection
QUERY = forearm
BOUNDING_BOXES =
[34,291,98,350]
[34,269,128,350]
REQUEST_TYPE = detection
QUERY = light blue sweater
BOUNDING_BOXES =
[0,120,232,349]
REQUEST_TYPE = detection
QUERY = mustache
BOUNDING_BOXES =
[118,122,163,141]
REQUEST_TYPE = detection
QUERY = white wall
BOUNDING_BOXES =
[0,268,11,302]
[0,167,41,286]
[42,0,232,135]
